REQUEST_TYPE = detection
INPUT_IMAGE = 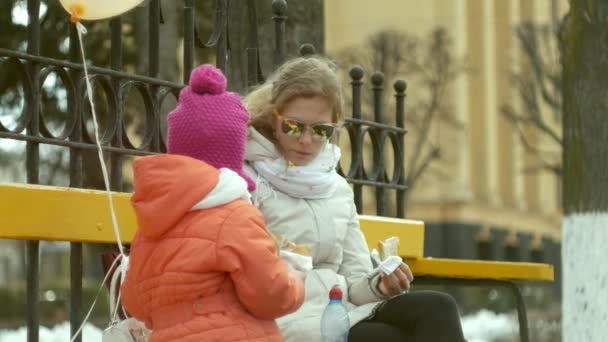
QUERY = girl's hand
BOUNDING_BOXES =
[378,263,414,296]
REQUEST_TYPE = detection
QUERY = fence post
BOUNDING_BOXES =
[371,71,386,216]
[272,0,287,69]
[299,43,316,56]
[215,0,228,73]
[246,0,261,89]
[26,1,41,341]
[350,66,364,213]
[394,80,407,218]
[183,0,195,83]
[148,0,161,151]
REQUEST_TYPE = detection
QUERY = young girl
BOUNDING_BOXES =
[121,64,304,342]
[244,56,467,342]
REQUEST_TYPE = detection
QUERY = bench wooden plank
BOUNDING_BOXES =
[0,183,136,243]
[0,183,554,282]
[359,215,424,259]
[0,183,427,250]
[407,257,554,281]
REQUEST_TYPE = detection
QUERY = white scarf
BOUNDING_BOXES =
[252,144,342,199]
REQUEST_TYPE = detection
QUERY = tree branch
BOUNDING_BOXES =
[408,145,441,188]
[522,161,563,176]
[502,104,562,154]
[511,74,563,146]
[408,75,445,175]
[502,105,562,176]
[517,24,561,113]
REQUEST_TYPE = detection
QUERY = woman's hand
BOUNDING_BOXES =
[378,262,414,297]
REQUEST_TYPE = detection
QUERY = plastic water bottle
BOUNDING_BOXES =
[320,285,350,342]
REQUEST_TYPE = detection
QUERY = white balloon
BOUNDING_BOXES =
[58,0,144,21]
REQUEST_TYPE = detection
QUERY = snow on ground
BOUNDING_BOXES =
[0,322,102,342]
[0,310,518,342]
[461,309,518,342]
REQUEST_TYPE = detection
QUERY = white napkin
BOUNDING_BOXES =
[379,255,403,275]
[280,250,313,279]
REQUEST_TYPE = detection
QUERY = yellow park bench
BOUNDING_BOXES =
[0,183,553,342]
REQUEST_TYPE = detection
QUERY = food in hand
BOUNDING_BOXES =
[270,232,311,256]
[286,241,311,256]
[377,236,400,260]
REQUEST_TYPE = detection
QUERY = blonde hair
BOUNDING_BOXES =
[244,56,344,141]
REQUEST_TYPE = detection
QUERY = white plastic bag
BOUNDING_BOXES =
[103,318,150,342]
[378,255,403,275]
[102,256,151,342]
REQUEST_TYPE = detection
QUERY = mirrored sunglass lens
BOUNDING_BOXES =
[311,125,335,141]
[281,119,304,137]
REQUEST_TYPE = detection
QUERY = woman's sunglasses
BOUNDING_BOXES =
[273,110,338,142]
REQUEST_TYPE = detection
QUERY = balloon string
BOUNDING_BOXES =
[76,21,126,259]
[69,22,130,341]
[69,254,123,342]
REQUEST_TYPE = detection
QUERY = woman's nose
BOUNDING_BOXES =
[298,128,313,145]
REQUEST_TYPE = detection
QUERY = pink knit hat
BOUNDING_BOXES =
[167,64,255,191]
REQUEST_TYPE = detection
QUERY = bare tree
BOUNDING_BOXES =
[561,1,608,339]
[501,22,562,176]
[334,29,465,210]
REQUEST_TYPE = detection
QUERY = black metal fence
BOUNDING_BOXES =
[0,0,408,340]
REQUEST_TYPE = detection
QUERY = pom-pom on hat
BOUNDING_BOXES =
[167,64,255,191]
[190,65,227,95]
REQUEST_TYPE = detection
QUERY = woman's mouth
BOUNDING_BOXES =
[293,150,312,157]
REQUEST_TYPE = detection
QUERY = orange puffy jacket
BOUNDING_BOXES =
[121,154,305,341]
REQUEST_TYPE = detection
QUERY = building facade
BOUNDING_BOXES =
[325,0,564,273]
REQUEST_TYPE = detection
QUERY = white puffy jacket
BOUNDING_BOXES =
[245,127,386,342]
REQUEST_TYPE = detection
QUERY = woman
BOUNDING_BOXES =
[243,57,467,342]
[121,64,304,342]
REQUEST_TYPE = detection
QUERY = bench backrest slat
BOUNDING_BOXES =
[1,183,136,243]
[0,183,426,259]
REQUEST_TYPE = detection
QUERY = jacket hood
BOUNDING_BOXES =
[131,154,220,239]
[245,127,281,163]
[191,168,251,210]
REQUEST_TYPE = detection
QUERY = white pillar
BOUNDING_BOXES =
[443,0,473,202]
[482,0,499,205]
[510,0,527,209]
